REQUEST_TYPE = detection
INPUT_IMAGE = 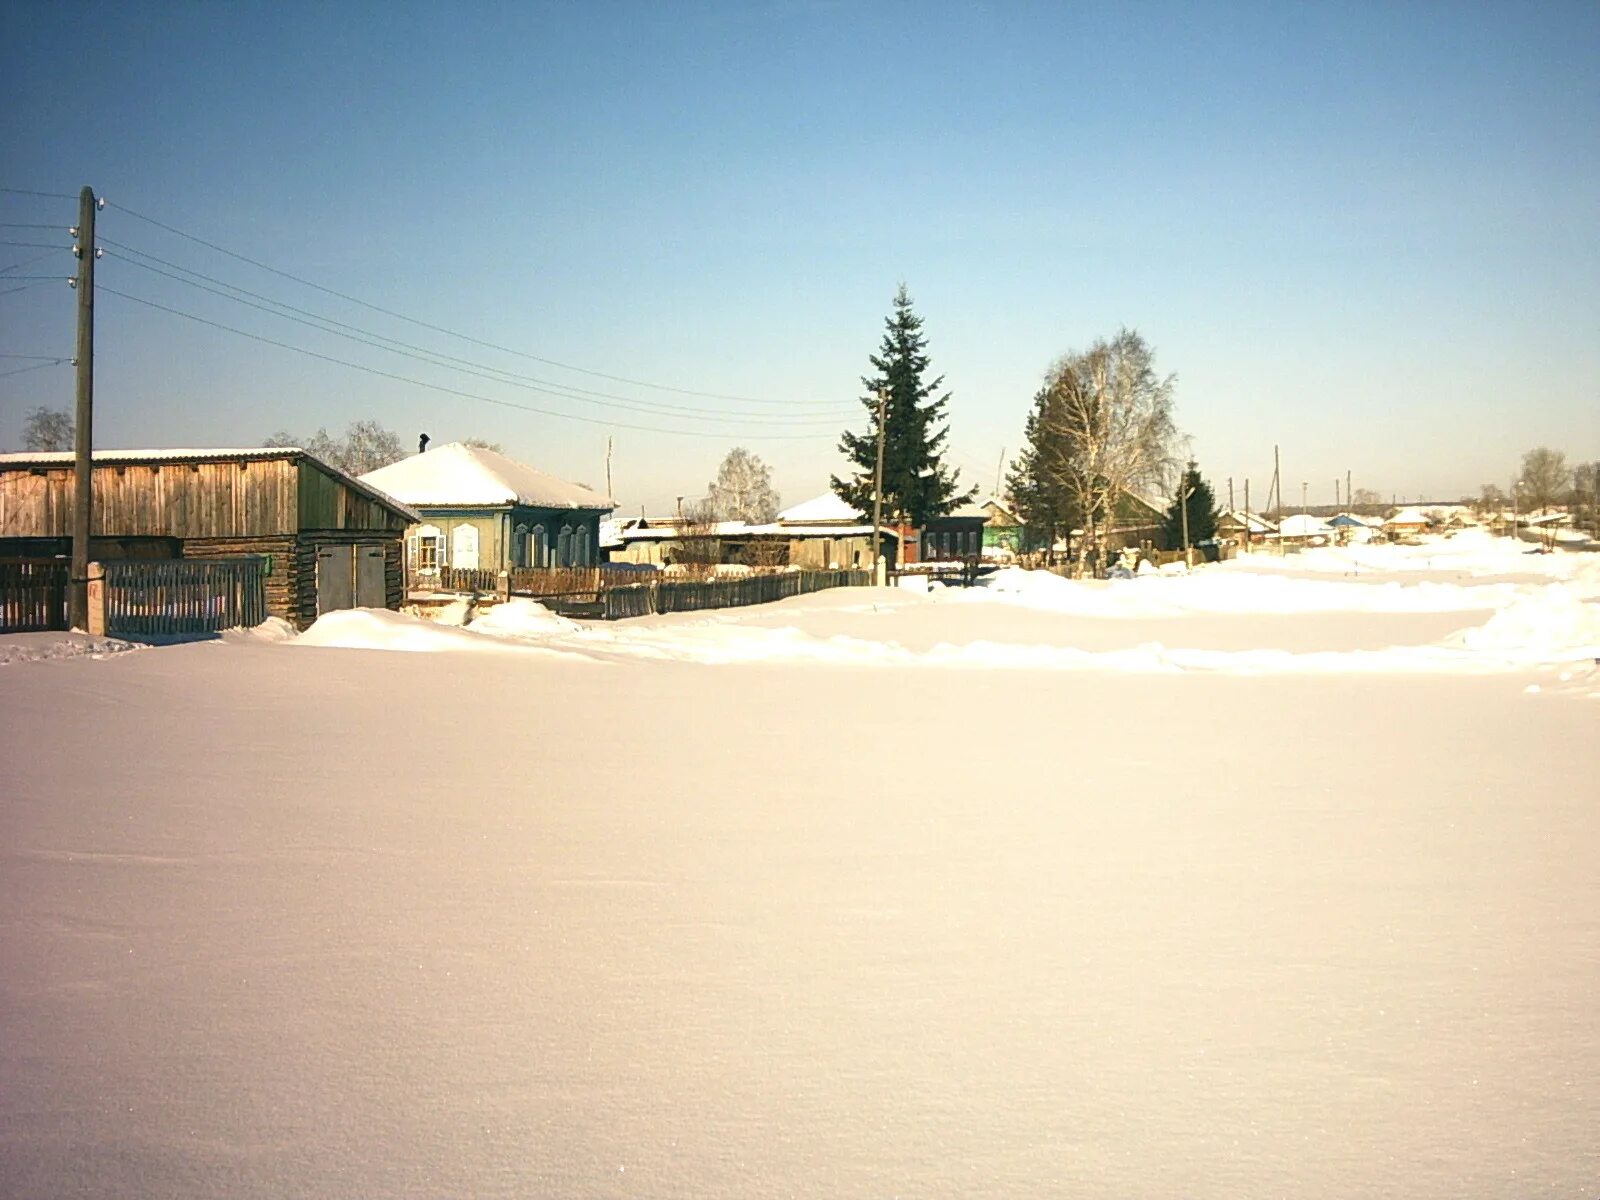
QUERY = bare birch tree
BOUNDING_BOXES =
[1018,330,1177,575]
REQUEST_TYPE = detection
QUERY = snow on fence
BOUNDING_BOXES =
[102,559,267,636]
[0,559,70,632]
[602,569,872,619]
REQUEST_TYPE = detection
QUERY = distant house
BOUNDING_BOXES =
[1277,513,1334,543]
[1327,513,1378,544]
[1217,508,1277,544]
[976,497,1024,556]
[604,492,900,570]
[1109,492,1170,550]
[1382,507,1433,538]
[920,500,989,563]
[0,447,417,627]
[359,443,614,574]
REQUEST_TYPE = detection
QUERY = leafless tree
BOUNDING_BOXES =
[1518,447,1570,514]
[23,406,73,451]
[667,499,722,576]
[265,420,406,475]
[1026,330,1178,576]
[706,447,779,524]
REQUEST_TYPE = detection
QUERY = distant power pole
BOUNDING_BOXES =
[993,446,1005,499]
[872,386,887,581]
[1346,469,1352,512]
[1335,478,1341,509]
[605,436,613,501]
[69,185,99,629]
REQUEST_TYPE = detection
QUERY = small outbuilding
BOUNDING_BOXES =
[0,447,418,628]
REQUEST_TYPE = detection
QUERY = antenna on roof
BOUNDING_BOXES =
[418,433,430,454]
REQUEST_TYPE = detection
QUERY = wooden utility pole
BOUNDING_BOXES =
[872,386,887,582]
[605,436,613,501]
[69,186,97,629]
[1273,445,1284,556]
[993,446,1005,499]
[1346,469,1352,513]
[1243,479,1251,553]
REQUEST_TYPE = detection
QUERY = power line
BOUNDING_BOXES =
[106,198,832,407]
[0,359,69,380]
[100,285,835,442]
[2,249,66,274]
[0,353,72,359]
[0,283,50,299]
[99,242,846,426]
[0,188,76,200]
[0,240,68,249]
[0,223,68,230]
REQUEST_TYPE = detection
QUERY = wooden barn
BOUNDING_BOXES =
[0,448,418,629]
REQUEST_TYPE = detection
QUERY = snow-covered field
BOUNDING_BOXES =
[2,533,1597,1197]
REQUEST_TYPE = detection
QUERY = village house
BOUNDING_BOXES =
[604,492,901,570]
[1382,507,1434,539]
[1216,508,1277,545]
[976,497,1025,558]
[0,447,417,627]
[359,443,614,574]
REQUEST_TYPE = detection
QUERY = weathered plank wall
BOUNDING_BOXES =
[299,463,412,533]
[0,460,299,539]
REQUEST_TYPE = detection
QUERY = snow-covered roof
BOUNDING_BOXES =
[358,442,613,511]
[777,492,864,524]
[1384,507,1434,527]
[0,446,420,522]
[618,520,896,542]
[946,500,991,520]
[1220,508,1276,533]
[1277,513,1332,537]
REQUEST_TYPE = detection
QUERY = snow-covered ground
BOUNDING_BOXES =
[2,533,1596,1197]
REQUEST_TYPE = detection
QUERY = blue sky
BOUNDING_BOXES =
[3,1,1596,512]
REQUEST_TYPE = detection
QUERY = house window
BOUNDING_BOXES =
[513,524,530,568]
[532,524,547,567]
[574,525,591,567]
[411,524,444,574]
[452,524,480,570]
[557,524,573,568]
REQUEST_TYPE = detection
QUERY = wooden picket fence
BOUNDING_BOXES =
[0,559,70,632]
[602,569,872,619]
[102,559,266,636]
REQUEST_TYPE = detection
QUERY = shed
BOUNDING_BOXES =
[0,447,417,628]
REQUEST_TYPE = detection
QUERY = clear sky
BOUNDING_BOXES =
[3,1,1596,513]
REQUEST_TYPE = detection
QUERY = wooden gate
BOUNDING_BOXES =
[0,559,70,632]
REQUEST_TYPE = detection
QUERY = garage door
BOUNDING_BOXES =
[355,544,386,608]
[316,543,388,615]
[316,545,354,614]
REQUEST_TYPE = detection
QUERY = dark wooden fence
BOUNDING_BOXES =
[103,559,266,636]
[0,559,70,632]
[603,569,872,619]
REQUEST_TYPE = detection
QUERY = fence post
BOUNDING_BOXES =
[497,570,511,602]
[86,562,106,636]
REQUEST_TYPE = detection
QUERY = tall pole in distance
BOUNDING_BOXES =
[69,186,97,630]
[872,385,887,584]
[1244,479,1251,553]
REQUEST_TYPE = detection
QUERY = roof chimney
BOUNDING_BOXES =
[418,433,430,454]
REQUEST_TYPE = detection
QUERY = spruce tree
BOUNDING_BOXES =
[832,285,973,526]
[1162,460,1219,547]
[1006,381,1084,549]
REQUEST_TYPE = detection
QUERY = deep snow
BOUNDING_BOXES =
[2,534,1597,1197]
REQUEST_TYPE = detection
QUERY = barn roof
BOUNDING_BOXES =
[777,492,863,524]
[0,446,420,523]
[358,443,613,511]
